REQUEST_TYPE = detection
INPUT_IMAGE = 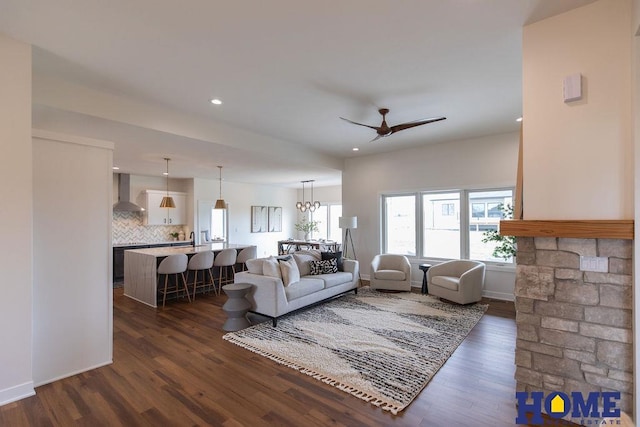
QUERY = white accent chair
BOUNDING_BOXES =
[427,260,485,304]
[370,254,412,291]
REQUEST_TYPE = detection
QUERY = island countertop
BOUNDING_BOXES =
[126,242,250,257]
[124,243,253,307]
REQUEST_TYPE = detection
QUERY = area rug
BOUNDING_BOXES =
[222,287,487,414]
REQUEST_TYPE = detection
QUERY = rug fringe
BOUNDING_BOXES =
[222,334,405,414]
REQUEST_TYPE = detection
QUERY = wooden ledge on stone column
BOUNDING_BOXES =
[499,220,634,240]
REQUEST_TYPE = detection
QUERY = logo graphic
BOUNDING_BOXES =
[515,391,621,425]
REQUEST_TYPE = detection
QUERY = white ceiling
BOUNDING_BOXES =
[0,0,597,186]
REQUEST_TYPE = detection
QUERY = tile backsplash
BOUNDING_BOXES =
[113,211,188,243]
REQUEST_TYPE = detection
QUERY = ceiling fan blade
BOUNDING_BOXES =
[370,134,385,142]
[340,117,380,131]
[389,116,447,134]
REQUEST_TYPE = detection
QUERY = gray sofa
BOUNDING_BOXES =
[234,250,359,326]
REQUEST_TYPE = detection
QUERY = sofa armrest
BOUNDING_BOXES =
[234,272,287,318]
[343,259,359,287]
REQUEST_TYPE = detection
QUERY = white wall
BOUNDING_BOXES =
[32,131,113,386]
[343,132,519,300]
[522,0,633,219]
[193,178,298,257]
[0,33,34,405]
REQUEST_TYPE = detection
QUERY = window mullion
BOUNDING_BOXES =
[460,190,469,259]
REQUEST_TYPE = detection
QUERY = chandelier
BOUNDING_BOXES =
[295,180,320,212]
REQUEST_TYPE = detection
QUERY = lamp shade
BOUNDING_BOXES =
[160,196,176,208]
[214,199,226,209]
[338,216,357,229]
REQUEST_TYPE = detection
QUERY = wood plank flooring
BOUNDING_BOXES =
[1,289,519,426]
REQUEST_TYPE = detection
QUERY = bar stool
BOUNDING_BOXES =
[236,246,257,272]
[187,251,215,300]
[157,254,190,307]
[214,248,237,294]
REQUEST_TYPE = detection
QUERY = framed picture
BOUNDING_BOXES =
[268,206,282,232]
[251,205,268,232]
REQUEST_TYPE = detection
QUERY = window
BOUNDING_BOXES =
[383,195,416,256]
[381,188,513,263]
[471,203,485,218]
[423,192,460,259]
[469,190,512,262]
[311,203,342,242]
[211,208,227,241]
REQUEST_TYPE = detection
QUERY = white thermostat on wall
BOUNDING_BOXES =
[563,73,582,103]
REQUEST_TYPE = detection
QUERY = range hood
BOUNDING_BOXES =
[113,173,144,212]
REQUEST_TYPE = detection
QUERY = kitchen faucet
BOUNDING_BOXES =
[189,231,195,247]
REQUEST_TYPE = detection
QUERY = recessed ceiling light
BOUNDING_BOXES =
[210,98,222,105]
[112,166,119,170]
[163,172,169,176]
[352,147,359,151]
[516,117,523,122]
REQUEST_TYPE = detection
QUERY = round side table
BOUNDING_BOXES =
[222,283,252,331]
[418,264,432,295]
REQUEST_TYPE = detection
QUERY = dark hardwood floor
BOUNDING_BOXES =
[1,289,518,426]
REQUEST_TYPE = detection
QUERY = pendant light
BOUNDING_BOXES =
[214,165,226,209]
[160,158,176,208]
[296,180,321,212]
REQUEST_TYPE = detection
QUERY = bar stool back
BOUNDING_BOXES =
[236,246,257,271]
[187,251,215,299]
[214,248,237,293]
[157,253,190,307]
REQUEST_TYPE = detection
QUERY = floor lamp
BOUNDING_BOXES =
[339,216,361,285]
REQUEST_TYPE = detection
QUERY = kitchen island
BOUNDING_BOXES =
[124,243,252,307]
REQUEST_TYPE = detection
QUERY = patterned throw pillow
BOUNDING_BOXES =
[321,251,343,271]
[309,258,338,275]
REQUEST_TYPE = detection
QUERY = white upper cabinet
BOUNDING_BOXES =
[144,190,187,225]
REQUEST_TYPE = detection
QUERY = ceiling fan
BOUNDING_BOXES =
[340,108,446,141]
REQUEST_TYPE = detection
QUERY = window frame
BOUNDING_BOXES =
[381,187,514,264]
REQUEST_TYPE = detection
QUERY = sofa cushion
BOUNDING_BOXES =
[374,269,406,281]
[293,253,317,276]
[279,257,300,286]
[431,275,460,291]
[246,258,264,274]
[321,251,344,271]
[284,277,325,300]
[263,257,281,279]
[309,258,338,275]
[306,271,353,289]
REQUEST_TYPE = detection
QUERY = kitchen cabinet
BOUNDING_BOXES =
[144,190,187,225]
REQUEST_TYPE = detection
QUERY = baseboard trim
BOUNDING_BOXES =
[0,381,35,406]
[34,359,113,387]
[482,290,515,301]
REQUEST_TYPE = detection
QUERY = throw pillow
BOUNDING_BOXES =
[293,253,317,276]
[309,258,338,275]
[279,257,300,286]
[246,258,264,274]
[321,251,344,271]
[262,257,281,278]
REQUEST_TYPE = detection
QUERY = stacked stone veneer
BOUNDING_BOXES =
[515,237,633,414]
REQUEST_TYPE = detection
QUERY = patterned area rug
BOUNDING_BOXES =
[223,287,487,414]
